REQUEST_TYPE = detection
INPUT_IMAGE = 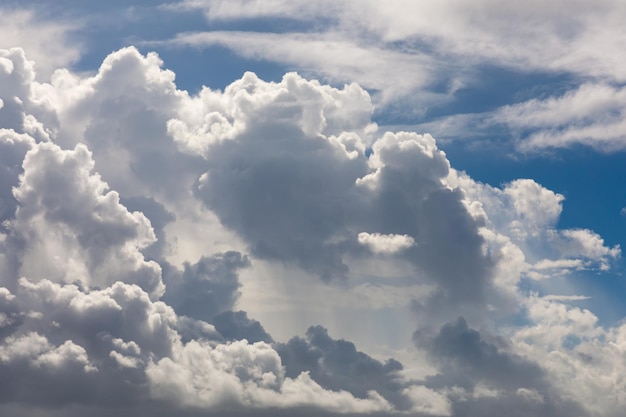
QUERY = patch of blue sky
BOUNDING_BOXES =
[47,3,320,93]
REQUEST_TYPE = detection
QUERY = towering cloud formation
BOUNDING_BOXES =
[0,46,623,417]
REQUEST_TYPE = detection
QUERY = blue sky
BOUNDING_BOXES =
[2,1,626,416]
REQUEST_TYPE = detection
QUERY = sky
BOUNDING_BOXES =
[1,1,626,416]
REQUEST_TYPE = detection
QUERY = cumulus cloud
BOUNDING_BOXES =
[8,141,164,299]
[415,317,588,417]
[358,232,415,254]
[162,250,249,321]
[448,172,620,285]
[171,71,494,311]
[165,48,623,415]
[276,326,409,410]
[0,44,625,417]
[0,45,454,416]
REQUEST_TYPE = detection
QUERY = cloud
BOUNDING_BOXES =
[0,45,435,416]
[212,310,274,344]
[0,48,59,140]
[160,30,439,104]
[415,317,589,417]
[358,232,415,254]
[0,263,400,415]
[0,130,35,234]
[447,172,620,285]
[490,83,626,151]
[161,0,626,152]
[168,69,496,313]
[7,141,164,299]
[510,295,626,417]
[171,0,626,83]
[1,44,626,417]
[0,8,81,80]
[277,326,409,410]
[162,251,250,321]
[146,338,395,413]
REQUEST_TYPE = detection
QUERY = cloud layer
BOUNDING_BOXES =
[162,0,626,151]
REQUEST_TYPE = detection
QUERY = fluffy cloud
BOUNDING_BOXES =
[358,232,415,254]
[449,173,620,284]
[0,46,433,416]
[8,141,164,299]
[415,317,588,417]
[168,70,495,316]
[147,337,394,413]
[0,44,624,417]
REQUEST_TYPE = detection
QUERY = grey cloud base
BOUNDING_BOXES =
[0,45,620,416]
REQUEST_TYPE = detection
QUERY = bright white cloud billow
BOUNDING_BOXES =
[358,233,415,254]
[0,44,625,417]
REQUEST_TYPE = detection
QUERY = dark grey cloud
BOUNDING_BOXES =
[162,251,249,322]
[121,196,176,260]
[213,310,273,343]
[197,122,366,281]
[277,325,411,410]
[415,317,589,417]
[419,317,544,390]
[190,72,496,316]
[362,133,493,311]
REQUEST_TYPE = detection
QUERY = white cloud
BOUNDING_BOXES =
[448,172,620,285]
[9,141,164,299]
[503,179,564,237]
[0,9,81,80]
[358,232,415,254]
[491,83,626,151]
[175,0,626,83]
[403,385,453,416]
[0,46,428,414]
[162,30,438,104]
[147,339,394,412]
[508,295,626,416]
[2,44,626,417]
[162,0,626,152]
